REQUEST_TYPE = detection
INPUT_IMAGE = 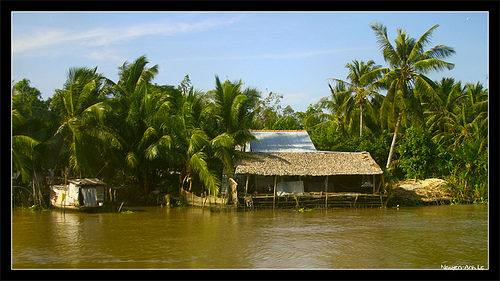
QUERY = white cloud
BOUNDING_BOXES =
[13,29,70,53]
[12,16,242,55]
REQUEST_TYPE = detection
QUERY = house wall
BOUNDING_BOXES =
[234,174,381,195]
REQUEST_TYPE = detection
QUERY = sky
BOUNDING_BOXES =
[11,11,488,112]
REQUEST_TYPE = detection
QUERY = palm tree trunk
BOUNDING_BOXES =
[359,102,364,137]
[386,112,402,169]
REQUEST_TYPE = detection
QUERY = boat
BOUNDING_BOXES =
[180,188,230,207]
[50,178,115,212]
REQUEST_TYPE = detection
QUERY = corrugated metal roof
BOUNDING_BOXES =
[248,130,317,152]
[67,178,106,186]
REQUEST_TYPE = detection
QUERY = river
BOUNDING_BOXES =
[11,204,488,269]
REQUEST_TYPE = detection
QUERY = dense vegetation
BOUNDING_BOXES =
[12,22,487,206]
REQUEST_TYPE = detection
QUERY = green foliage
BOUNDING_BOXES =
[396,126,438,180]
[11,22,488,206]
[271,116,302,130]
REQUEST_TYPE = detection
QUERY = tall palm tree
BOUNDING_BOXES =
[367,21,455,169]
[49,66,112,178]
[209,76,260,177]
[328,59,384,136]
[103,55,163,190]
[165,85,222,195]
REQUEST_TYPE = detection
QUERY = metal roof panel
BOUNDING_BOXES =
[249,130,317,152]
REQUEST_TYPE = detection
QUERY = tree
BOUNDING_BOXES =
[209,76,260,177]
[252,91,283,129]
[12,79,49,111]
[423,77,465,143]
[49,66,112,179]
[328,59,384,137]
[396,126,438,180]
[12,109,41,184]
[103,55,163,190]
[316,83,355,137]
[367,21,455,169]
[164,84,222,195]
[12,80,56,182]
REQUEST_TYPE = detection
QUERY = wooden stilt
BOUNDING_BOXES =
[245,174,249,197]
[325,175,329,208]
[373,174,376,194]
[244,174,250,210]
[273,175,277,209]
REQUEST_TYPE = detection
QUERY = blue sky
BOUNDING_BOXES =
[12,12,488,112]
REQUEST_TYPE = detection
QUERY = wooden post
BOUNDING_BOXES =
[325,175,329,208]
[273,175,277,209]
[373,175,376,194]
[244,174,250,211]
[245,174,249,197]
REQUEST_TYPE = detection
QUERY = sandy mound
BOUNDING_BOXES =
[388,178,452,206]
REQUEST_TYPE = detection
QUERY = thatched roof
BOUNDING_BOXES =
[234,151,383,176]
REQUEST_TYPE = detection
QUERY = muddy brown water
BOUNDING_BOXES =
[12,205,488,269]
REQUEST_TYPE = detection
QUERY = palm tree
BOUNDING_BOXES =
[103,55,163,190]
[49,66,112,179]
[12,109,41,184]
[165,85,222,195]
[453,82,488,151]
[423,77,465,143]
[328,59,384,137]
[12,80,55,183]
[367,21,455,169]
[208,76,260,177]
[316,83,355,137]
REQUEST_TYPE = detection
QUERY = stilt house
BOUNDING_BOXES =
[234,130,384,196]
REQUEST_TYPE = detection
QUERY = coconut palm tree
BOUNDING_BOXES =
[208,76,260,177]
[316,82,355,137]
[164,85,222,195]
[103,55,164,190]
[452,82,488,151]
[367,21,455,169]
[12,109,41,184]
[328,59,385,137]
[423,77,465,143]
[49,66,112,178]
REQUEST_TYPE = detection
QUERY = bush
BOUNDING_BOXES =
[396,126,438,180]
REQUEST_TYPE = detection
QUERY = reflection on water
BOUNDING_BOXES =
[12,205,488,269]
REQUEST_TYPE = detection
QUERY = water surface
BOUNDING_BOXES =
[12,205,488,269]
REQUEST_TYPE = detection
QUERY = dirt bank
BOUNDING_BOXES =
[386,178,452,207]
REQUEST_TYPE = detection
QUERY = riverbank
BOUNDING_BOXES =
[13,176,485,212]
[106,177,485,211]
[385,178,480,207]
